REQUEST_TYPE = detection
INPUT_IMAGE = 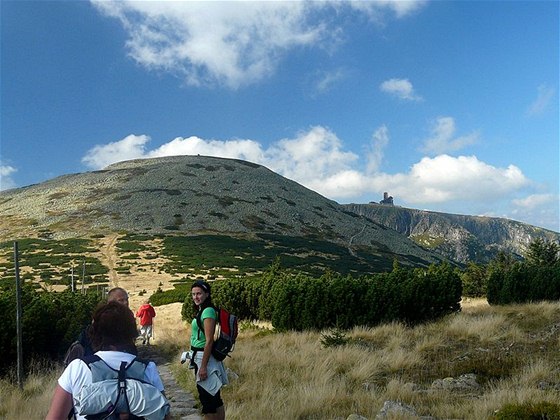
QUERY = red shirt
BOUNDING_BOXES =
[136,304,156,326]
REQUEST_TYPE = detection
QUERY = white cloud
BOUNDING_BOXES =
[147,136,265,164]
[526,84,556,116]
[313,69,347,95]
[512,193,556,210]
[80,126,559,229]
[347,0,427,19]
[366,125,389,174]
[0,165,17,191]
[391,155,529,203]
[380,78,422,101]
[511,194,559,232]
[421,117,479,155]
[82,128,530,205]
[91,1,427,89]
[81,134,149,169]
[265,126,359,185]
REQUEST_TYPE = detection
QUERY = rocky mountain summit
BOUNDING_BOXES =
[0,155,442,270]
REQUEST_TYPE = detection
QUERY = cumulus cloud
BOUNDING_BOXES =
[380,78,422,101]
[80,124,560,228]
[421,117,479,155]
[81,134,149,169]
[148,136,265,164]
[391,155,529,203]
[91,1,427,89]
[0,165,17,190]
[526,84,556,116]
[82,128,531,206]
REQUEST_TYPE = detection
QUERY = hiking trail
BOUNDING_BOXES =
[137,344,202,420]
[99,234,119,287]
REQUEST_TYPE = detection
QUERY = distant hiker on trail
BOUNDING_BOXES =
[46,301,170,420]
[136,300,156,345]
[188,280,228,420]
[106,287,130,307]
[64,287,133,365]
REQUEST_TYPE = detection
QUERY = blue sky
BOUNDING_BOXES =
[1,1,558,232]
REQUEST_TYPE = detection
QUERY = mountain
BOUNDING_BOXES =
[2,155,555,270]
[0,155,445,273]
[343,203,559,264]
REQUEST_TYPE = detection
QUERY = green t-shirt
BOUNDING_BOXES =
[191,306,217,349]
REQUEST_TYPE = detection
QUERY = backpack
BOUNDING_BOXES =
[64,325,94,366]
[63,340,85,367]
[196,306,238,361]
[74,355,170,420]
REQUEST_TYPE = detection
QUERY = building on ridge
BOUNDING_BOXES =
[379,192,394,205]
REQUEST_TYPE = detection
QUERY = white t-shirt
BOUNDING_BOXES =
[58,350,165,420]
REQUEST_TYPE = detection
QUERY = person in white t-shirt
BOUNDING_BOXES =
[46,301,169,420]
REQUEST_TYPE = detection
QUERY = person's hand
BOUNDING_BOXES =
[198,365,208,381]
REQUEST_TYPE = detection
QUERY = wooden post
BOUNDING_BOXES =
[71,263,75,292]
[81,260,85,294]
[14,241,24,390]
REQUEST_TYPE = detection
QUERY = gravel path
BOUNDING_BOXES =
[137,345,202,420]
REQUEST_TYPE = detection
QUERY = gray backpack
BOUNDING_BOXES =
[74,355,170,420]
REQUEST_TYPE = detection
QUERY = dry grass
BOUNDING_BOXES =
[170,298,560,419]
[0,360,60,420]
[4,299,560,419]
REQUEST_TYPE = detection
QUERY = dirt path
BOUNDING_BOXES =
[98,233,120,287]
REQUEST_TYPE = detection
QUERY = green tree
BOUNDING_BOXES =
[461,262,487,297]
[525,238,560,266]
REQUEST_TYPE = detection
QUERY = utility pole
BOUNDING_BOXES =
[14,242,24,390]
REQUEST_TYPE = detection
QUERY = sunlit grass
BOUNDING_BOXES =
[5,300,560,419]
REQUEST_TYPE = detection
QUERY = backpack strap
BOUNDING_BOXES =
[118,361,130,418]
[196,306,218,340]
[81,356,149,420]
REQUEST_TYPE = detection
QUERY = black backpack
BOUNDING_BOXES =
[196,306,238,361]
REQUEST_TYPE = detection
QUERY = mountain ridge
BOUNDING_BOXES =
[1,155,556,266]
[0,155,443,271]
[343,203,559,263]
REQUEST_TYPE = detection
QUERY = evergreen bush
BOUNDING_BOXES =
[0,286,100,374]
[493,401,560,419]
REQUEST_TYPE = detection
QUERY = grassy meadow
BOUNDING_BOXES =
[3,299,558,419]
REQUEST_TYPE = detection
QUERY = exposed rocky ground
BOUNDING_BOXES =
[344,203,559,263]
[137,344,202,420]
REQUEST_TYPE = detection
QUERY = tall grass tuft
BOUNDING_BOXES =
[0,359,61,420]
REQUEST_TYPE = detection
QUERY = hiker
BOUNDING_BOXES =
[136,300,156,345]
[64,287,132,364]
[46,301,169,420]
[107,286,130,307]
[189,280,228,420]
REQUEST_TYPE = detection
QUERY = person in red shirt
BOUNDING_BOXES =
[136,300,156,345]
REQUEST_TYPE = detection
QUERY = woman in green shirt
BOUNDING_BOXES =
[190,280,227,420]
